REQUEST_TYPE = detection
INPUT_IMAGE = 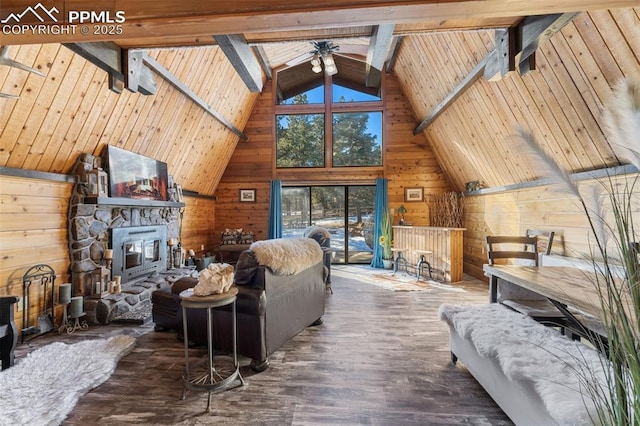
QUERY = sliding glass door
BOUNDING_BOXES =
[282,185,375,264]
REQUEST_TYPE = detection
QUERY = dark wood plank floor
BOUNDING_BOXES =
[15,266,512,425]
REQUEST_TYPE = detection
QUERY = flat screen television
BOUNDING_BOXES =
[101,145,168,201]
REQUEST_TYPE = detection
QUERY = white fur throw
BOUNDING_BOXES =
[439,303,608,426]
[250,238,322,275]
[0,335,135,425]
[194,263,234,295]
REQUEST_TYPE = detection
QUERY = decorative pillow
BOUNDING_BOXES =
[234,250,259,286]
[238,231,254,245]
[221,228,242,245]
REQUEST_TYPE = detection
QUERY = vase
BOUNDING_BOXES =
[382,259,393,269]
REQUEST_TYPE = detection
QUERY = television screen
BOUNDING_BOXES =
[102,145,168,201]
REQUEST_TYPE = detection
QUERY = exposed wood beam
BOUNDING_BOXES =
[415,12,580,133]
[141,54,248,141]
[3,0,624,45]
[214,34,264,92]
[63,42,156,95]
[484,28,516,81]
[413,52,493,135]
[385,36,404,73]
[124,50,156,95]
[252,45,273,80]
[365,24,395,88]
[517,13,580,76]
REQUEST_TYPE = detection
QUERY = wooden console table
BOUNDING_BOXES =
[392,226,465,282]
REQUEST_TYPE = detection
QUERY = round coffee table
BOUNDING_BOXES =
[180,286,244,411]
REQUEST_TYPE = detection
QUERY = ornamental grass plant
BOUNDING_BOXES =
[516,77,640,425]
[379,209,392,260]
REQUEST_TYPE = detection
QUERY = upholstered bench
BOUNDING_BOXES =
[439,303,606,425]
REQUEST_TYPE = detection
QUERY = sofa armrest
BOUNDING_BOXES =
[171,277,199,295]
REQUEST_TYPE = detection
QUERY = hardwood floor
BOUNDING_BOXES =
[15,266,512,425]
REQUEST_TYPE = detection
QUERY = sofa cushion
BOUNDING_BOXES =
[234,250,259,286]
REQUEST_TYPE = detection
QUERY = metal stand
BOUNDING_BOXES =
[180,287,244,412]
[21,264,56,343]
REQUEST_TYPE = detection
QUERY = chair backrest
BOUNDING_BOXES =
[485,235,538,266]
[526,229,555,256]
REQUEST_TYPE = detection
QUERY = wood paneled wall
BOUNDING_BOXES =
[214,74,451,237]
[0,174,72,333]
[0,43,258,196]
[464,173,640,281]
[180,195,217,254]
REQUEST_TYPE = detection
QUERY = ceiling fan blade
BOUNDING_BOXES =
[286,52,313,66]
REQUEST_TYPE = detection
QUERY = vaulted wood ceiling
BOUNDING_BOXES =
[1,1,638,196]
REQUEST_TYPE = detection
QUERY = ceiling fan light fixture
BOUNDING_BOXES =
[312,64,322,73]
[322,52,335,66]
[325,63,338,76]
[310,54,320,67]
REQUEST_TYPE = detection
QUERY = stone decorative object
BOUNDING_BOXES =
[193,263,234,296]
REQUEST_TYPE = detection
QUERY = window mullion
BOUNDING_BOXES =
[324,73,332,169]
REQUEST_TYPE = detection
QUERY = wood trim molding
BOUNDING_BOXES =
[0,166,76,183]
[465,164,639,196]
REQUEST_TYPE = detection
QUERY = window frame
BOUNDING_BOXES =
[274,72,384,171]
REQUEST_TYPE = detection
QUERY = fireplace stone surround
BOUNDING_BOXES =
[68,153,187,324]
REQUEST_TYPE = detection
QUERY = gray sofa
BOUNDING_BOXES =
[152,237,326,371]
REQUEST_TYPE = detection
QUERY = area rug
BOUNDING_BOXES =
[332,266,467,293]
[0,335,136,426]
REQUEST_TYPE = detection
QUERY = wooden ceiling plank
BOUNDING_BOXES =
[27,52,93,172]
[413,51,493,134]
[416,12,585,135]
[142,52,248,141]
[49,62,103,173]
[59,71,117,172]
[4,44,65,170]
[365,24,395,88]
[536,38,614,168]
[214,34,264,93]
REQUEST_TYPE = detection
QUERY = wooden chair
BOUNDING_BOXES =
[485,235,566,326]
[526,229,555,256]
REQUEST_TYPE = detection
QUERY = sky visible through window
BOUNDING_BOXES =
[296,85,382,144]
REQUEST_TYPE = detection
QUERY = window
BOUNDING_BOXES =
[332,82,381,103]
[332,112,382,166]
[275,69,383,169]
[276,114,325,168]
[282,185,376,264]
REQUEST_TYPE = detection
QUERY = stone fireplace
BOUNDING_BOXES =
[68,153,186,324]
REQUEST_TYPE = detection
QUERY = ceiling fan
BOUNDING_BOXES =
[285,40,368,76]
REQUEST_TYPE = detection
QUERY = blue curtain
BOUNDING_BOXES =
[370,177,388,268]
[267,179,283,239]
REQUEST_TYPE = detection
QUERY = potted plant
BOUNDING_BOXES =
[397,205,407,225]
[379,209,393,268]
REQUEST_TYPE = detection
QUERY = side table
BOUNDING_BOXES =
[180,286,244,411]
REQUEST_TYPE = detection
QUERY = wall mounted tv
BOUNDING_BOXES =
[101,145,168,201]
